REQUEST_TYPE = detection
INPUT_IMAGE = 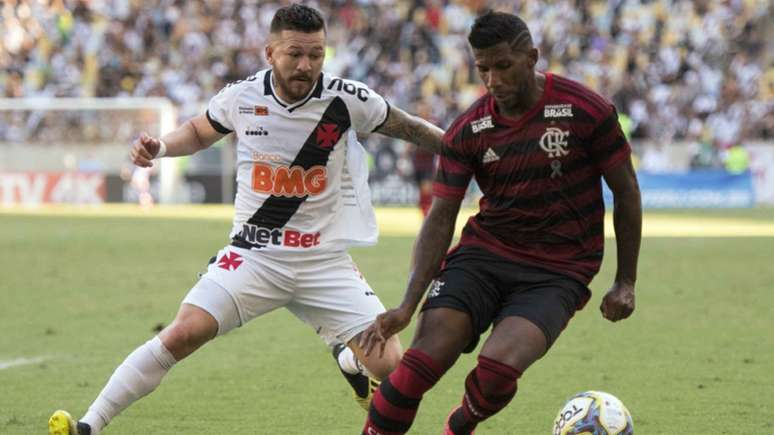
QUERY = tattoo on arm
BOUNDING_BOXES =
[377,105,444,154]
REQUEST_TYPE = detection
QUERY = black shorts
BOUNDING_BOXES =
[420,246,591,353]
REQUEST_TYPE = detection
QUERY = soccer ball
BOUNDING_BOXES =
[552,390,633,435]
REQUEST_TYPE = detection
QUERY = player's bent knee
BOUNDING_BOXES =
[159,305,219,360]
[362,336,402,379]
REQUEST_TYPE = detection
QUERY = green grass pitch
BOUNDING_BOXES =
[1,208,772,434]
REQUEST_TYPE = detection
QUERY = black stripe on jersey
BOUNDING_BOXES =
[596,135,628,160]
[437,170,473,189]
[496,196,604,228]
[587,111,617,142]
[371,101,391,133]
[505,220,604,247]
[440,142,474,164]
[571,249,604,262]
[484,153,590,187]
[234,97,351,244]
[496,173,600,210]
[206,110,233,134]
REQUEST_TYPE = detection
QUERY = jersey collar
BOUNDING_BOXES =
[264,69,325,113]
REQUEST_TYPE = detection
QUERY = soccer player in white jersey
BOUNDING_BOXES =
[48,4,444,434]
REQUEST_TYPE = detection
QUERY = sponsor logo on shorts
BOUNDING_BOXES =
[217,251,244,271]
[237,224,321,248]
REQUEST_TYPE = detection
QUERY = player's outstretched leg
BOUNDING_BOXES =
[48,303,219,434]
[332,343,380,411]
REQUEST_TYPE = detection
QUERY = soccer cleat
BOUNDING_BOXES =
[48,411,91,435]
[443,406,475,435]
[332,343,380,411]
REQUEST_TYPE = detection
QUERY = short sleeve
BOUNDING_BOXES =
[339,79,389,135]
[206,83,241,134]
[586,106,632,173]
[432,129,475,200]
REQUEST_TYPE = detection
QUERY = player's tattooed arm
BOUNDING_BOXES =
[376,105,444,154]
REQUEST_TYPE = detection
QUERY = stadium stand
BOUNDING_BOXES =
[1,0,771,179]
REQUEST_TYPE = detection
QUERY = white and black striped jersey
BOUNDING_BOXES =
[206,69,387,253]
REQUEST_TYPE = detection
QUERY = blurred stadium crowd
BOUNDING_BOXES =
[1,0,772,174]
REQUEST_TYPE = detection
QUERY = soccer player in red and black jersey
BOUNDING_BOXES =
[360,10,642,435]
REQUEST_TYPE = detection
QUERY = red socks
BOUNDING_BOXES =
[362,349,445,435]
[450,355,522,434]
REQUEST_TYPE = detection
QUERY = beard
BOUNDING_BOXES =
[273,71,316,103]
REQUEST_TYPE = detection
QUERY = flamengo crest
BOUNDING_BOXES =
[539,127,570,158]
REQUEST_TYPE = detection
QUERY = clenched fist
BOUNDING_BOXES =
[130,133,165,167]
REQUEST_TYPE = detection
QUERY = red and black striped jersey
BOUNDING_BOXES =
[433,73,631,284]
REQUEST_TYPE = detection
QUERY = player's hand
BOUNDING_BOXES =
[130,132,162,168]
[600,281,635,322]
[359,305,414,358]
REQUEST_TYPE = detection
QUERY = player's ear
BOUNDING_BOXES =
[526,47,538,68]
[265,44,275,65]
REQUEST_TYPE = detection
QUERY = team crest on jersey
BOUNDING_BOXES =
[544,104,573,118]
[539,127,570,158]
[316,123,341,148]
[470,115,494,134]
[217,251,243,271]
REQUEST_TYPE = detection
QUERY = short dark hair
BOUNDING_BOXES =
[468,10,532,50]
[270,3,325,34]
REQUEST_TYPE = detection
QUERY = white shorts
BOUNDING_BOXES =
[182,246,386,346]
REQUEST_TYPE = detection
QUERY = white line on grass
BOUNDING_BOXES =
[0,356,46,370]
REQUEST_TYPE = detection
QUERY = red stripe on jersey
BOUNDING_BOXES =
[477,183,603,224]
[552,76,612,116]
[598,146,631,173]
[442,94,490,145]
[438,156,474,174]
[497,164,597,197]
[550,91,610,126]
[432,182,467,200]
[459,224,601,285]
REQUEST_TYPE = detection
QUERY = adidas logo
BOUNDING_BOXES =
[483,148,500,164]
